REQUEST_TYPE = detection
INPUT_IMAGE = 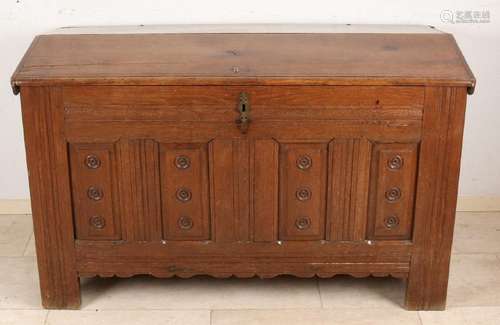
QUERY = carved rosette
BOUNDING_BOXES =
[384,215,400,229]
[174,155,191,169]
[85,154,101,169]
[295,187,312,201]
[295,216,311,230]
[178,216,194,230]
[296,155,312,170]
[387,155,404,170]
[176,188,192,202]
[87,186,104,201]
[89,215,106,229]
[385,187,402,202]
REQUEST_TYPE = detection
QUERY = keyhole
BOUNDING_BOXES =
[241,104,246,112]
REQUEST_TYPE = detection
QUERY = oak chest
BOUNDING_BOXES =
[11,25,475,310]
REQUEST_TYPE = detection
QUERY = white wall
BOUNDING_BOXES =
[0,0,499,199]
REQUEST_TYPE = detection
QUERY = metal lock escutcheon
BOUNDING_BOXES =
[236,92,251,134]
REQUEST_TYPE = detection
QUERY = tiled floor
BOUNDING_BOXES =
[1,212,500,325]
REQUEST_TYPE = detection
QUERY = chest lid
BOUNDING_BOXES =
[11,24,475,95]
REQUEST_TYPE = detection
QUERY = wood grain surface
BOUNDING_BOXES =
[12,32,474,92]
[13,27,473,311]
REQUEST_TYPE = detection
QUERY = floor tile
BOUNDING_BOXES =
[318,275,406,309]
[23,233,36,257]
[212,308,420,325]
[0,257,41,309]
[447,254,500,307]
[456,306,500,324]
[453,212,500,254]
[46,310,210,325]
[81,275,321,310]
[419,306,500,325]
[0,215,33,257]
[419,308,465,325]
[0,310,47,325]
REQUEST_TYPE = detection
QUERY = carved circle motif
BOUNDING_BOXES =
[89,215,106,229]
[87,186,104,201]
[178,216,194,230]
[175,155,191,169]
[384,215,400,229]
[176,188,192,202]
[295,216,312,230]
[296,155,312,170]
[295,187,312,201]
[85,155,101,169]
[387,155,404,170]
[385,187,402,202]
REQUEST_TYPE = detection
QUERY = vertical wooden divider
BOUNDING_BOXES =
[328,138,371,241]
[253,139,280,242]
[118,139,162,241]
[209,139,237,242]
[235,138,251,241]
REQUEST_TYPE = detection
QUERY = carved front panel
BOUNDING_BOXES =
[159,143,210,240]
[64,85,425,246]
[279,143,328,240]
[68,138,418,243]
[367,143,419,239]
[69,143,121,240]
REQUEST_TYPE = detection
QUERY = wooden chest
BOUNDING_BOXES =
[11,25,475,310]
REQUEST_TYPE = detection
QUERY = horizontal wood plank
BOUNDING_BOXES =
[62,86,423,122]
[12,33,474,91]
[75,240,413,258]
[77,261,410,279]
[64,120,422,143]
